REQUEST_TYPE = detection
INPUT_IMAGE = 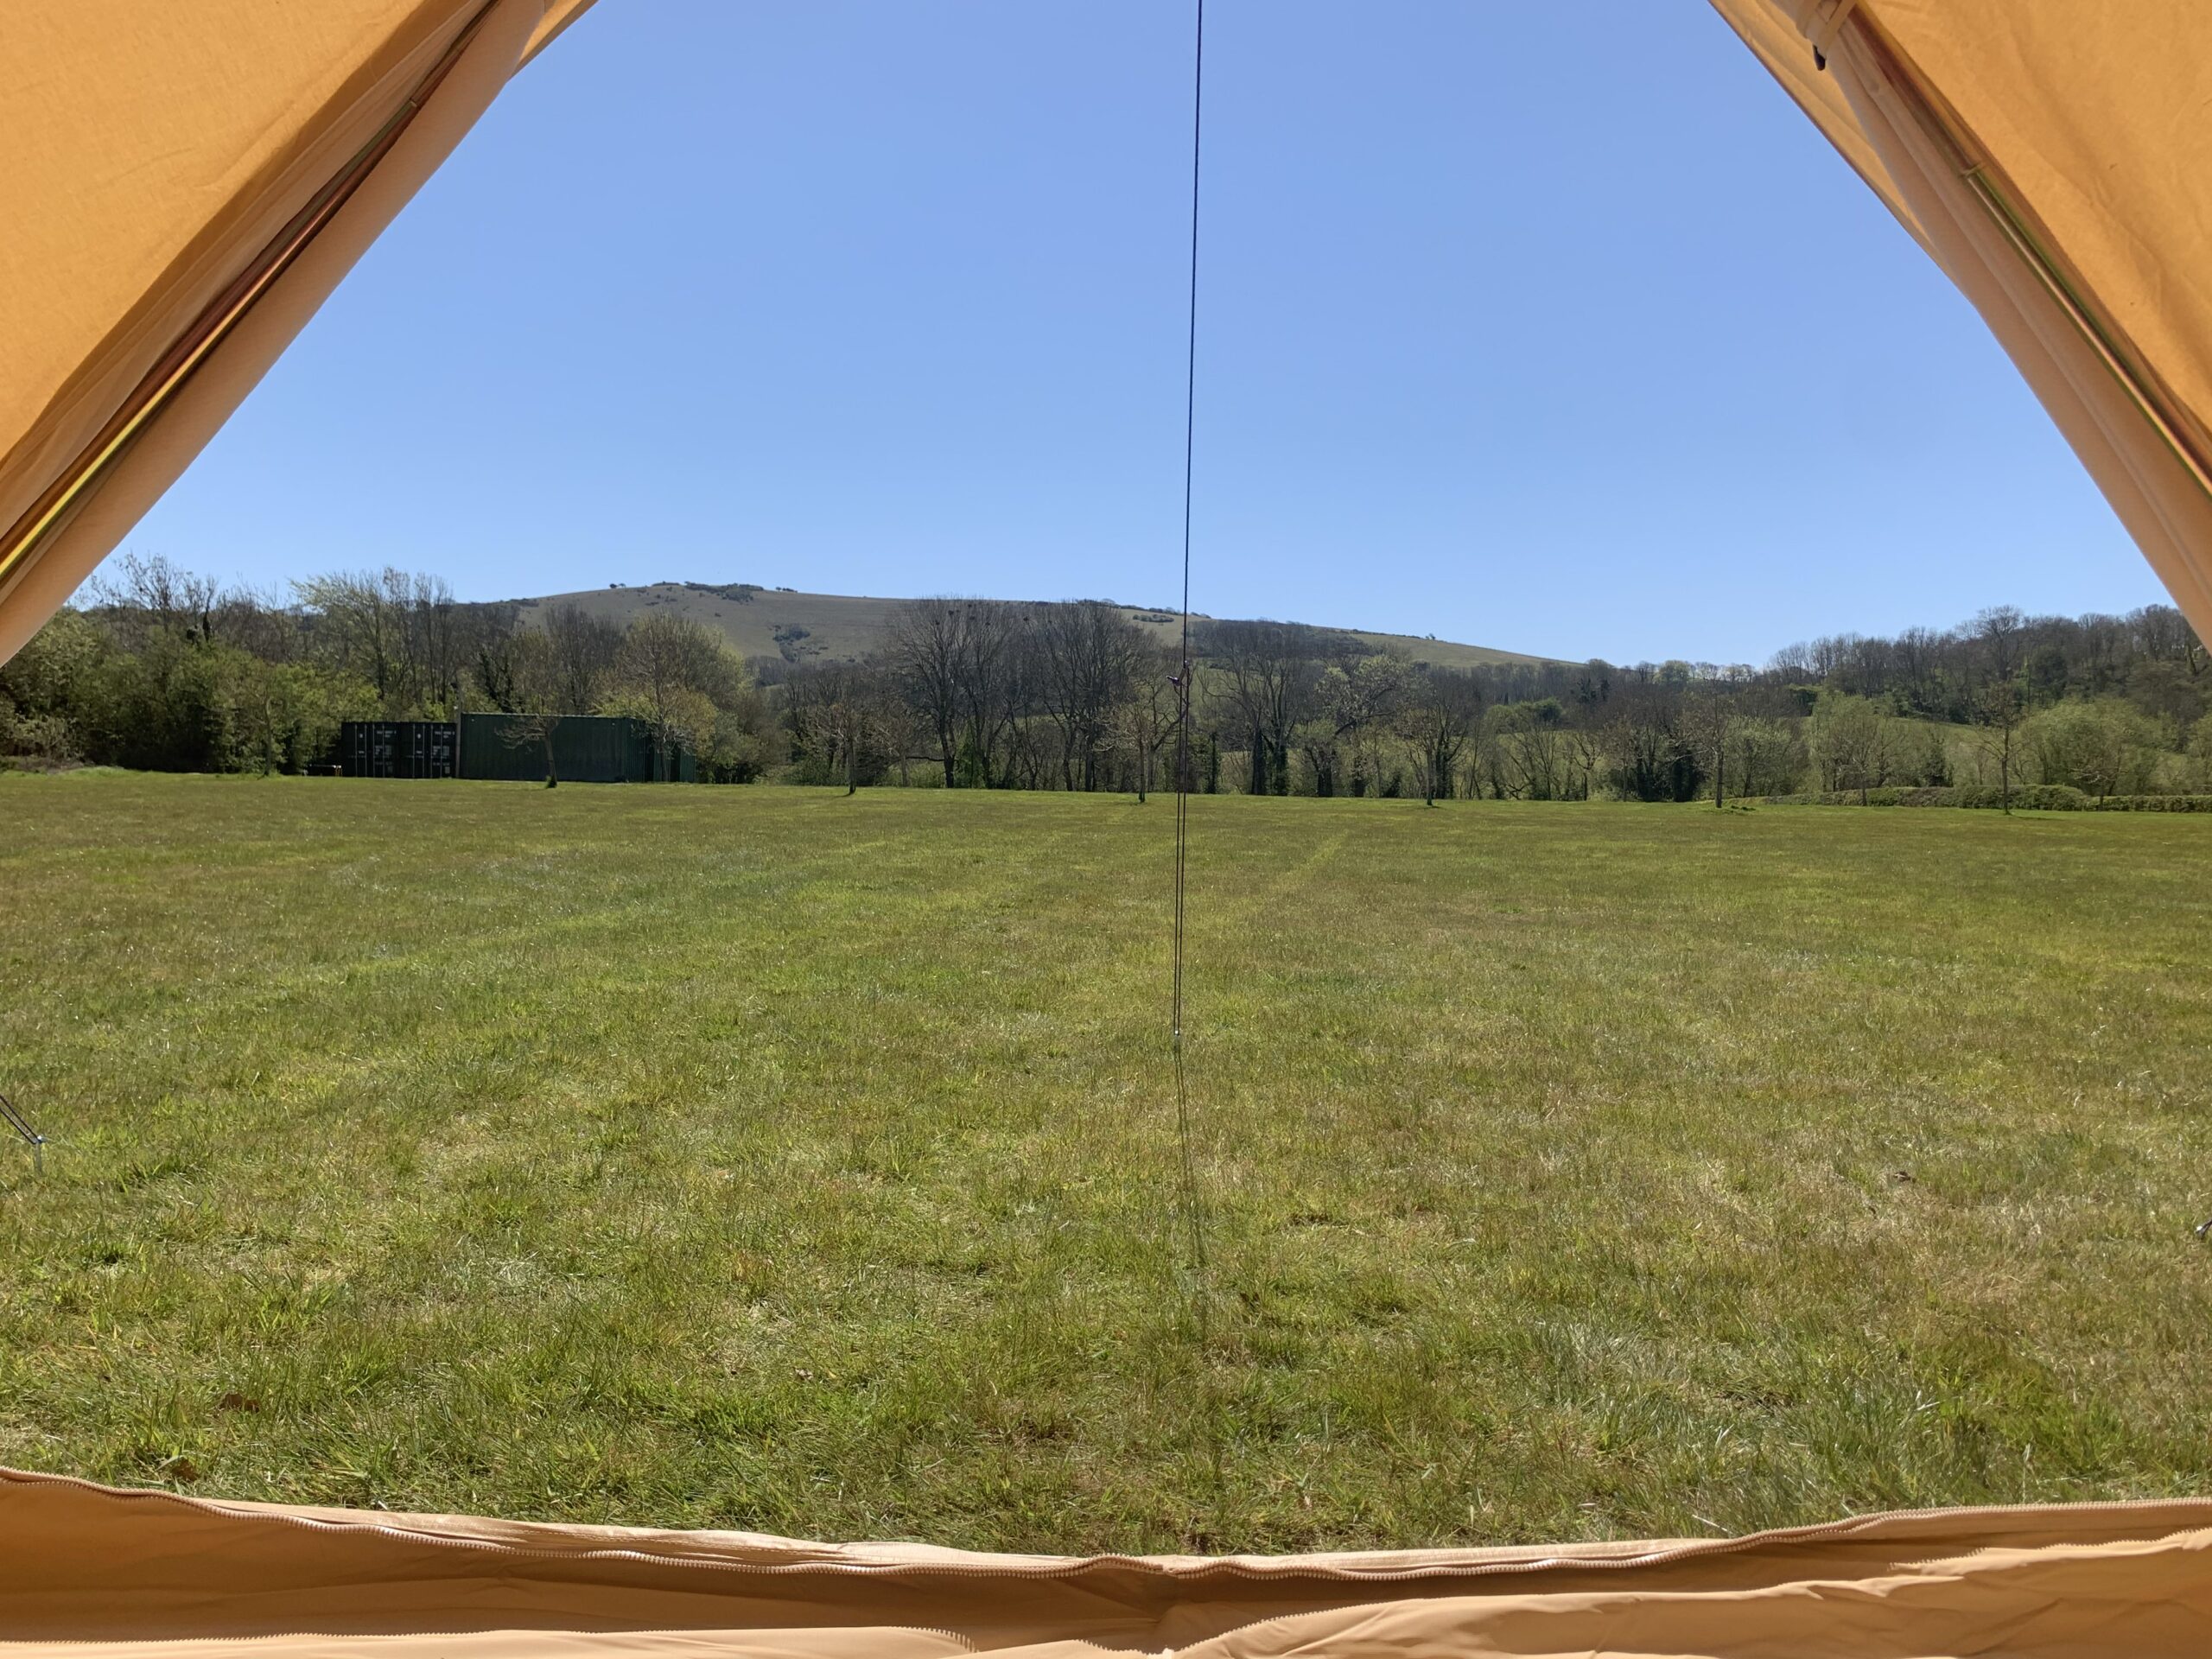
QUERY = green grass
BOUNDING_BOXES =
[2,773,2209,1553]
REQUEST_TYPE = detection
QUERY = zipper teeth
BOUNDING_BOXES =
[6,1468,2207,1588]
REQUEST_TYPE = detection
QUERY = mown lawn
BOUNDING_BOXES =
[1,772,2209,1552]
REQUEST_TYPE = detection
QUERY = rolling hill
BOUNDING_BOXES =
[508,581,1561,671]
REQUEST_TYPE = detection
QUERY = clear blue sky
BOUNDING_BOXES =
[124,0,2169,666]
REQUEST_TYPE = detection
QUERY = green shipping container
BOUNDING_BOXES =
[459,714,691,784]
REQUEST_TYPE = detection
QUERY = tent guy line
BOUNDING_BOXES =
[0,1090,44,1175]
[1168,0,1221,1512]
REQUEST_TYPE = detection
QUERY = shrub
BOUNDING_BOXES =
[1758,788,1906,807]
[1760,784,2093,810]
[2089,794,2212,812]
[2005,784,2095,810]
[0,712,79,766]
[2024,698,2164,798]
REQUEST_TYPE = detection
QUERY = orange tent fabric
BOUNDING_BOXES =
[1711,0,2212,642]
[0,0,590,663]
[9,1469,2212,1657]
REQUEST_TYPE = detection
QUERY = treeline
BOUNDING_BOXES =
[0,556,774,779]
[777,603,1515,801]
[4,557,2209,804]
[783,598,2212,805]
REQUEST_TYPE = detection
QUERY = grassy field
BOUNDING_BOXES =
[2,773,2209,1553]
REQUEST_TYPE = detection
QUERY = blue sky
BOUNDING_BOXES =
[124,1,2168,665]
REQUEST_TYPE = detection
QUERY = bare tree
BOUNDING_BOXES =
[1681,684,1736,807]
[791,662,893,794]
[1768,640,1816,678]
[1973,605,2030,682]
[1894,626,1943,714]
[1972,607,2031,812]
[213,584,300,662]
[1808,633,1866,683]
[952,601,1027,788]
[474,626,558,712]
[405,571,467,714]
[2132,602,2207,680]
[1483,699,1593,800]
[1108,648,1181,803]
[1974,676,2027,810]
[607,613,738,728]
[294,567,464,714]
[543,603,624,713]
[501,713,563,787]
[1037,601,1144,790]
[886,600,963,787]
[1398,668,1483,805]
[884,598,1030,787]
[1207,620,1324,796]
[873,694,925,787]
[92,552,220,647]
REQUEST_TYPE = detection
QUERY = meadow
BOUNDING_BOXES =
[1,772,2209,1553]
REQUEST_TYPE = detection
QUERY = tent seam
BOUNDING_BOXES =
[0,0,507,612]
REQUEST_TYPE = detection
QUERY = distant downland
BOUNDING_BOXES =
[509,581,1563,671]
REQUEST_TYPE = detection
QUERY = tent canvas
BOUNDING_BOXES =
[3,3,2211,1652]
[8,1468,2212,1656]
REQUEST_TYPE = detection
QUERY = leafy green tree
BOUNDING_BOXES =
[293,568,469,716]
[2024,698,2164,800]
[1323,654,1410,798]
[1808,693,1887,803]
[603,614,741,747]
[2186,715,2212,791]
[1882,717,1951,787]
[0,610,107,761]
[1722,716,1804,798]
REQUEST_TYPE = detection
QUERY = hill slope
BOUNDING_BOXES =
[509,581,1561,670]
